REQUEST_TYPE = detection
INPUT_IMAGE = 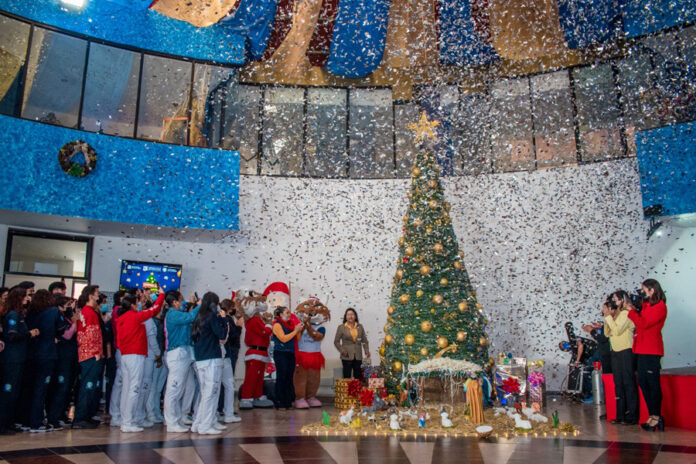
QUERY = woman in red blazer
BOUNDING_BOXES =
[627,279,667,431]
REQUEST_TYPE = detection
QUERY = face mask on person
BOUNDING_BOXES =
[281,313,290,322]
[100,303,110,313]
[137,302,142,312]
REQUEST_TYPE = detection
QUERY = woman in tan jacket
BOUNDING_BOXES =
[333,308,370,379]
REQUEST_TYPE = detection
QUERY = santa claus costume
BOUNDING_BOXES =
[238,292,274,409]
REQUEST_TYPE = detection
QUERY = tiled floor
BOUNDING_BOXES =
[0,399,694,463]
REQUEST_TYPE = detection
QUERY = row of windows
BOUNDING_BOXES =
[0,13,695,178]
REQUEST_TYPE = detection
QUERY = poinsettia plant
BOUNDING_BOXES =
[347,379,362,397]
[502,377,521,395]
[360,387,374,406]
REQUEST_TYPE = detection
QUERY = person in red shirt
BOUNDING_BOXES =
[115,289,165,433]
[73,285,104,429]
[628,279,667,431]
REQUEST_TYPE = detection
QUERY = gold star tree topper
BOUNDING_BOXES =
[408,111,440,143]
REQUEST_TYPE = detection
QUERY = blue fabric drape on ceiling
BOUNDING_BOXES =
[439,0,497,66]
[622,0,696,38]
[325,0,390,78]
[557,0,623,49]
[219,0,280,61]
[106,0,152,8]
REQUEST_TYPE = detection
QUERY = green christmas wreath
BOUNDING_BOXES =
[58,140,97,178]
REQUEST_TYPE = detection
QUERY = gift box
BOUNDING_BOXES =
[527,368,546,407]
[368,377,385,388]
[334,378,360,410]
[362,365,383,379]
[495,358,527,405]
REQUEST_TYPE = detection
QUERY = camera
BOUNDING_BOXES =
[607,298,618,311]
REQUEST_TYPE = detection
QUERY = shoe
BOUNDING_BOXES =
[15,424,30,432]
[91,415,102,422]
[167,424,190,433]
[657,416,665,431]
[120,425,144,433]
[213,422,227,431]
[147,416,164,424]
[88,418,101,425]
[239,399,254,410]
[183,415,193,425]
[583,396,594,403]
[610,419,621,425]
[252,396,274,408]
[72,420,98,429]
[110,419,121,427]
[621,420,638,425]
[223,415,242,423]
[599,414,607,420]
[58,419,70,427]
[307,397,322,407]
[197,428,222,435]
[140,420,154,428]
[29,426,50,433]
[294,398,310,409]
[48,423,64,431]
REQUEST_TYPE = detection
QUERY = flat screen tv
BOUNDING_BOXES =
[119,260,182,292]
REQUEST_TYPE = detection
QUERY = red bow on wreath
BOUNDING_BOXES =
[502,377,521,395]
[347,379,362,397]
[360,387,374,406]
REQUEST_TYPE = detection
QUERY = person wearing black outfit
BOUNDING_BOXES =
[271,307,303,410]
[0,287,39,435]
[47,296,79,428]
[218,298,243,422]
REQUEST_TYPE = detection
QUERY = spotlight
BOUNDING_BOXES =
[61,0,87,9]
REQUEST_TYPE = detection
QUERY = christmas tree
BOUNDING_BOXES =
[380,112,489,391]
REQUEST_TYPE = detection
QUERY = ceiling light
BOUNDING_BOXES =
[61,0,86,9]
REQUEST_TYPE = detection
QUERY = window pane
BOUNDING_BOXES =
[460,91,491,175]
[22,28,86,128]
[530,70,577,168]
[416,85,462,176]
[489,78,534,172]
[395,102,420,177]
[81,43,141,136]
[573,64,623,162]
[306,88,347,177]
[0,16,30,117]
[262,87,304,176]
[136,55,192,143]
[190,64,236,148]
[7,235,89,278]
[221,84,261,175]
[349,88,394,178]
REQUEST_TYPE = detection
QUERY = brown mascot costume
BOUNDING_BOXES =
[293,298,331,408]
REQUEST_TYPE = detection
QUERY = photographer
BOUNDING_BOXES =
[560,322,597,400]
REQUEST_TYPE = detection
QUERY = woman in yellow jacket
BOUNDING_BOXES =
[603,291,638,425]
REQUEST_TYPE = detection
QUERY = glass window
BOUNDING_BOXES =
[81,43,141,136]
[305,88,348,178]
[572,64,623,162]
[136,55,192,143]
[459,91,492,176]
[22,28,87,128]
[394,102,420,177]
[261,87,304,176]
[221,84,262,175]
[0,16,30,117]
[530,70,577,168]
[349,88,394,178]
[417,85,463,176]
[489,78,535,172]
[5,232,90,279]
[190,64,236,148]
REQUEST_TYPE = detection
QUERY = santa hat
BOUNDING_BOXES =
[263,282,289,296]
[230,291,236,300]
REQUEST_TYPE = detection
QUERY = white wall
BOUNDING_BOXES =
[1,158,694,389]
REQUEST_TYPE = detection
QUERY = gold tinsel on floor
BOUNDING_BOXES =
[301,405,578,439]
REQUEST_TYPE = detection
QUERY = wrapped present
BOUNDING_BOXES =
[362,364,383,379]
[334,378,360,410]
[527,369,547,406]
[495,357,527,406]
[368,377,385,388]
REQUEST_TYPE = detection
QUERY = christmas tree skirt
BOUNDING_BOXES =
[300,405,579,438]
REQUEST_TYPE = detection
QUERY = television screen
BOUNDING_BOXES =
[119,260,182,292]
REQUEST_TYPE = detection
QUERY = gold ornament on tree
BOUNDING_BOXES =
[395,269,403,279]
[433,294,444,304]
[429,199,438,209]
[454,261,462,269]
[430,308,436,314]
[393,360,403,371]
[421,321,433,332]
[413,218,423,227]
[420,347,429,356]
[420,265,431,275]
[437,336,449,349]
[404,334,415,345]
[379,345,385,356]
[433,243,444,253]
[398,237,405,246]
[440,278,448,286]
[387,305,395,315]
[457,331,468,342]
[416,290,424,298]
[458,302,467,312]
[479,337,488,346]
[412,167,421,176]
[385,334,393,344]
[399,294,410,304]
[428,179,437,188]
[405,246,414,256]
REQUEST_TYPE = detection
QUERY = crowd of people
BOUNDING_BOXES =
[562,278,668,432]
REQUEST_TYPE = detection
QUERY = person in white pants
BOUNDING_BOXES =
[147,313,167,423]
[115,292,165,433]
[163,291,201,433]
[182,367,198,424]
[192,358,224,434]
[109,349,123,427]
[135,317,158,427]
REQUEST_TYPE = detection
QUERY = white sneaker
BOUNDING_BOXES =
[140,420,154,428]
[213,422,227,430]
[110,420,121,427]
[183,415,193,425]
[223,415,242,423]
[121,425,144,433]
[166,424,190,433]
[198,428,222,435]
[239,399,254,410]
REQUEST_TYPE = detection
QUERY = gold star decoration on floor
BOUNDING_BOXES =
[408,112,440,144]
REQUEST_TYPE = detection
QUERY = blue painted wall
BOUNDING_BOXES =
[637,120,696,217]
[622,0,696,38]
[0,0,245,65]
[0,115,239,230]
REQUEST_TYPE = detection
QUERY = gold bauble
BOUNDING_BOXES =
[425,226,433,234]
[437,337,449,349]
[440,278,448,286]
[399,294,410,304]
[421,321,433,333]
[428,179,437,188]
[429,199,438,209]
[458,302,467,312]
[454,261,462,269]
[457,331,468,342]
[404,334,415,345]
[420,265,431,275]
[385,334,393,344]
[430,308,436,314]
[445,202,451,211]
[433,294,444,304]
[403,215,408,223]
[379,345,385,356]
[416,289,424,298]
[393,360,403,371]
[387,305,395,315]
[405,246,415,257]
[476,302,483,310]
[480,337,488,346]
[413,218,423,227]
[433,243,444,253]
[420,347,429,356]
[412,167,421,177]
[414,310,419,316]
[398,237,405,246]
[395,269,403,279]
